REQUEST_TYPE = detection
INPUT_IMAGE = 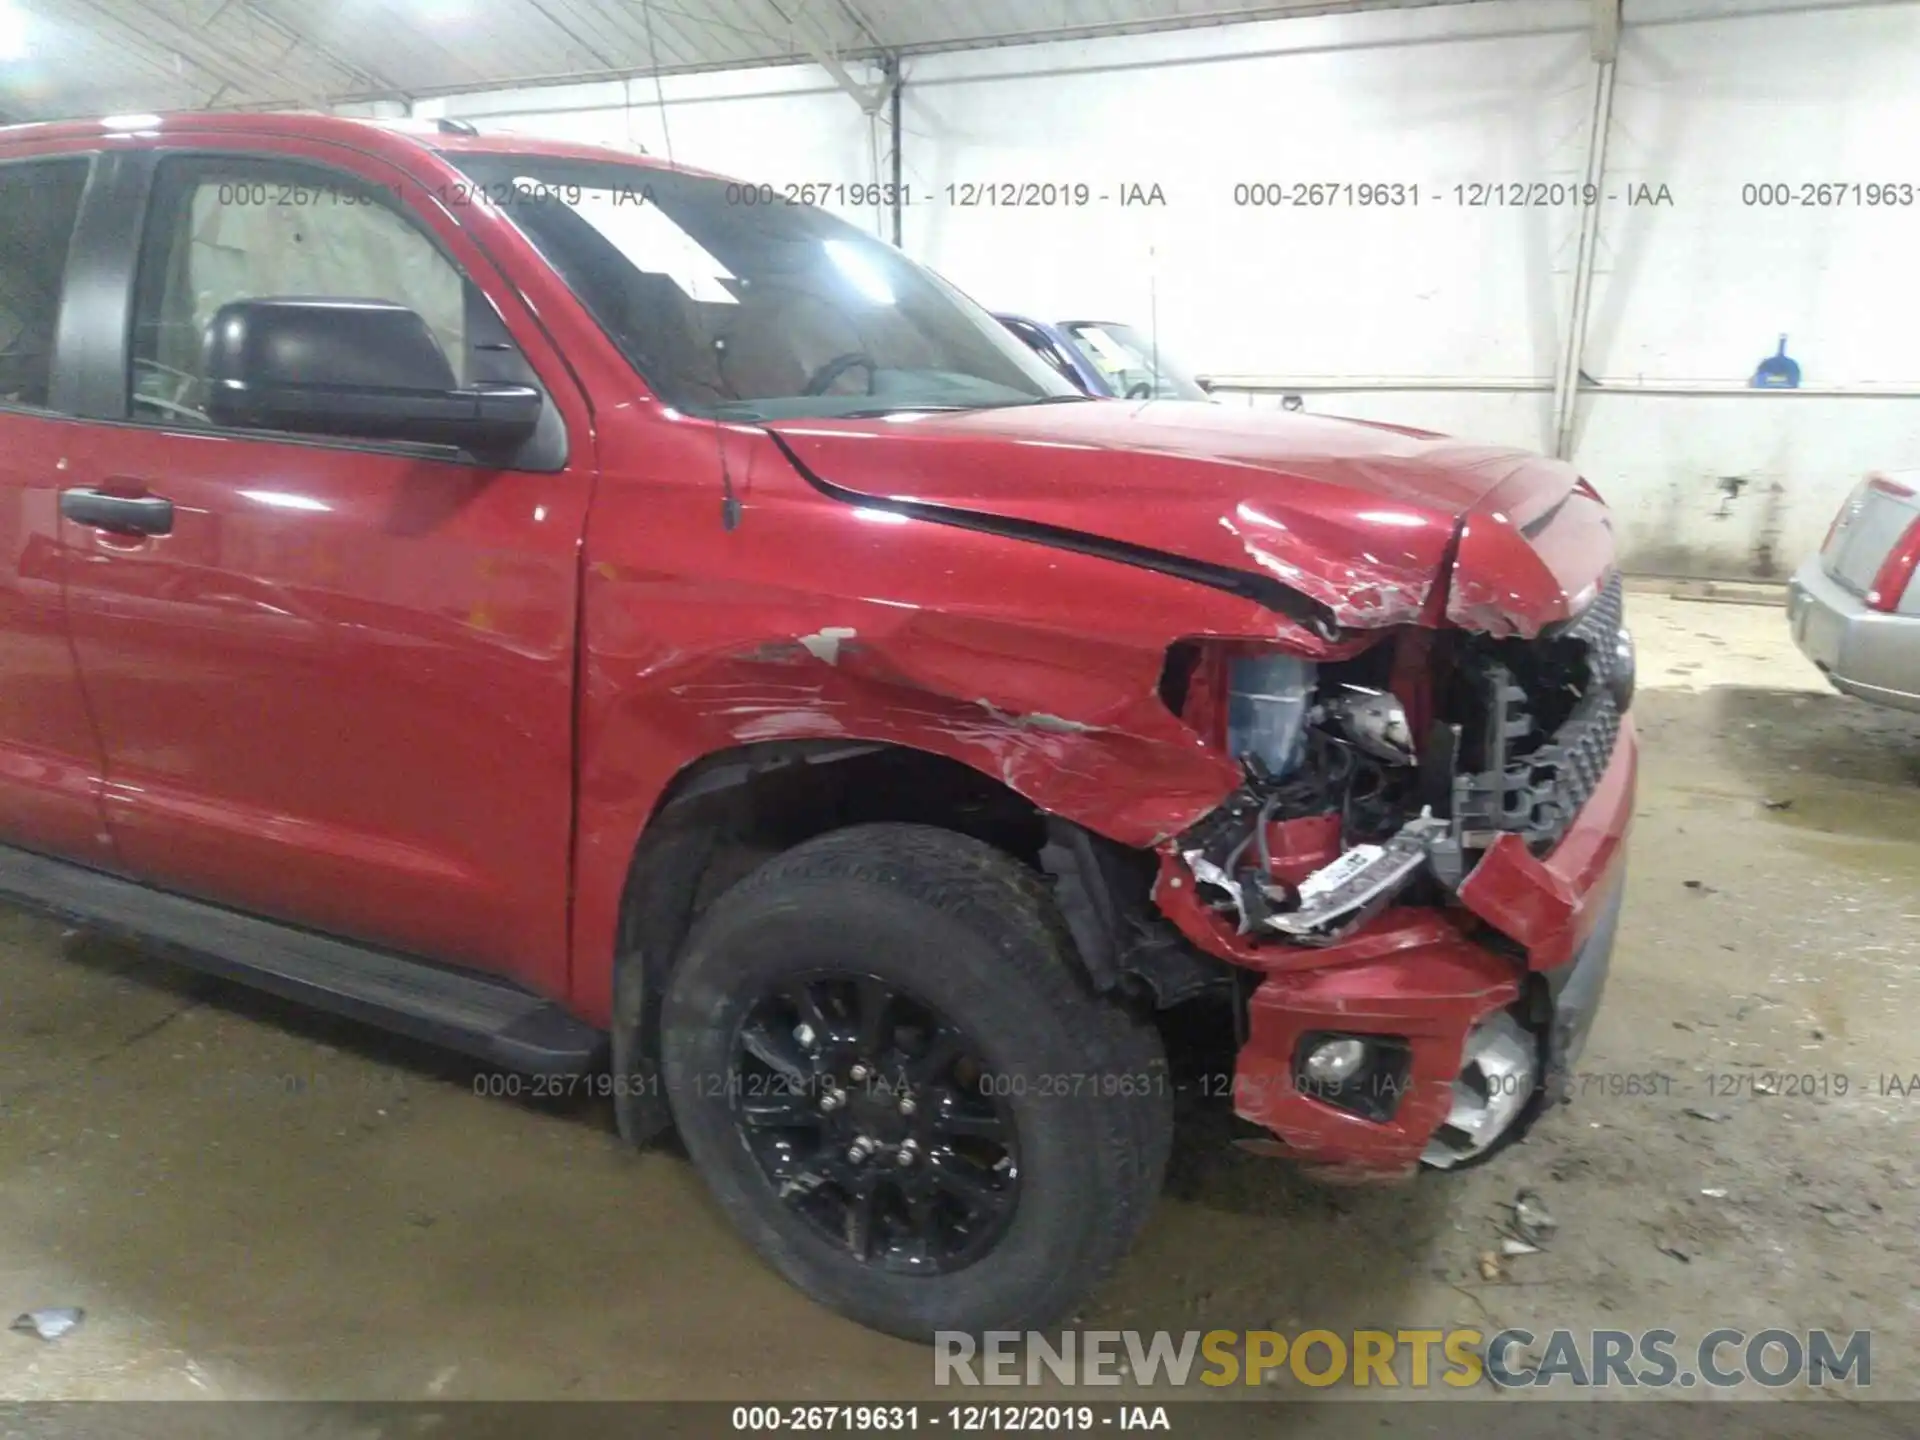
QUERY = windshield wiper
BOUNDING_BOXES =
[973,394,1099,410]
[833,404,984,419]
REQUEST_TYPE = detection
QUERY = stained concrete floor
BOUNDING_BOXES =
[1,592,1916,1408]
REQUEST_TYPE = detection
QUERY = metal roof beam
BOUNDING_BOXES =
[57,0,256,102]
[782,0,888,111]
[233,1,411,101]
[523,0,622,73]
[1590,0,1620,61]
[832,0,888,52]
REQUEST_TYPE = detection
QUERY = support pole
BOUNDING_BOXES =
[887,56,903,247]
[1551,27,1618,460]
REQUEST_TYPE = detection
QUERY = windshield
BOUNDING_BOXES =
[1061,322,1209,401]
[453,156,1083,420]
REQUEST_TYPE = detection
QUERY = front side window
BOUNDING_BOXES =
[452,155,1083,421]
[0,158,90,410]
[129,157,470,428]
[1001,318,1090,391]
[1061,322,1208,402]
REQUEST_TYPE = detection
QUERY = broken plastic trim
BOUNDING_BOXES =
[1420,1011,1537,1169]
[1265,813,1448,941]
[1186,811,1448,946]
[761,427,1344,640]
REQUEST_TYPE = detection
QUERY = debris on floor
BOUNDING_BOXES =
[10,1307,84,1342]
[1510,1189,1556,1245]
[1656,1236,1693,1264]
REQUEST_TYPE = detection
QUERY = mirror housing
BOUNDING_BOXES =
[1194,375,1217,394]
[202,298,541,458]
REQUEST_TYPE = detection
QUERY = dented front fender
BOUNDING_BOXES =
[565,413,1367,1022]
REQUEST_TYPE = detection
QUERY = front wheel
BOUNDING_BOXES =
[661,823,1171,1340]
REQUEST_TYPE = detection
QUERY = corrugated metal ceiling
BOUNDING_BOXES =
[0,0,1478,122]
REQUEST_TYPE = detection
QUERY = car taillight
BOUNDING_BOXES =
[1867,514,1920,612]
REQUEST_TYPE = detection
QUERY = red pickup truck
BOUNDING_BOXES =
[0,114,1634,1340]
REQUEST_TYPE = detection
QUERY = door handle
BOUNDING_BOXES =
[60,488,174,537]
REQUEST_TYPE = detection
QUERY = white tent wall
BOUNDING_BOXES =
[401,66,888,234]
[384,0,1920,580]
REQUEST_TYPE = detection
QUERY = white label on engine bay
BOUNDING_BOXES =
[1295,844,1385,905]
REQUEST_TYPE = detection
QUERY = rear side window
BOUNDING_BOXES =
[0,158,89,410]
[128,156,471,428]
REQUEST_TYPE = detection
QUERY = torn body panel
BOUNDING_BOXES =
[568,411,1329,1025]
[763,404,1603,638]
[566,400,1631,1183]
[1234,912,1522,1178]
[1456,714,1637,971]
[1445,478,1618,639]
[1152,595,1636,1173]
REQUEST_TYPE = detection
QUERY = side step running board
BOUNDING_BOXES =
[0,844,604,1074]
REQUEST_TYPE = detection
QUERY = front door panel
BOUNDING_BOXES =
[61,144,593,988]
[0,414,113,863]
[0,156,113,864]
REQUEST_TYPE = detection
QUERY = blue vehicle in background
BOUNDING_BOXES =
[995,315,1215,400]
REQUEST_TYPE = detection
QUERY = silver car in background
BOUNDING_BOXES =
[1789,471,1920,712]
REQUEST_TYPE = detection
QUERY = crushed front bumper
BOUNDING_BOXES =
[1171,716,1636,1179]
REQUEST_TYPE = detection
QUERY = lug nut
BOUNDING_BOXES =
[849,1063,869,1082]
[895,1140,919,1168]
[848,1137,875,1164]
[820,1089,843,1112]
[793,1023,816,1050]
[898,1095,916,1116]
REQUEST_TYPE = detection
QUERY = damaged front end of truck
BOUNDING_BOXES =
[1144,562,1635,1176]
[602,403,1637,1183]
[1005,566,1635,1179]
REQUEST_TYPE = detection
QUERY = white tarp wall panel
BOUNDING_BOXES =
[1573,0,1920,578]
[898,0,1593,451]
[412,66,885,232]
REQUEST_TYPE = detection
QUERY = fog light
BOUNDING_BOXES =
[1303,1037,1369,1084]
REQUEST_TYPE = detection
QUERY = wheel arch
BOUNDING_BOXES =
[605,737,1165,1147]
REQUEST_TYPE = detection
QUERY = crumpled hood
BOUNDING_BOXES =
[764,401,1615,637]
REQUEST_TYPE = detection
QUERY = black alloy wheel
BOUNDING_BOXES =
[661,823,1173,1340]
[731,974,1018,1274]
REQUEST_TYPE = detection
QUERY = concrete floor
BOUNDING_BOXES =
[1,593,1915,1405]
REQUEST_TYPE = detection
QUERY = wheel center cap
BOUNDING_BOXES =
[847,1084,907,1140]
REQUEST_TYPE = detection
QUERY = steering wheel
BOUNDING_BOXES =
[1125,380,1155,400]
[803,352,877,397]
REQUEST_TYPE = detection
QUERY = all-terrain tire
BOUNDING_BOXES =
[660,823,1172,1341]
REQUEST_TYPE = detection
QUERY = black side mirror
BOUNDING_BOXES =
[202,298,541,459]
[1194,375,1216,394]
